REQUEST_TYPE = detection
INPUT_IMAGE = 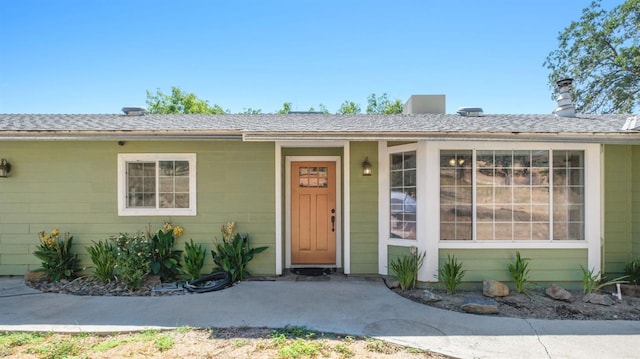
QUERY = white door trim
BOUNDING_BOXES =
[285,156,342,268]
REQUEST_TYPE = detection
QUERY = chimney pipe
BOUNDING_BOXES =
[553,78,576,118]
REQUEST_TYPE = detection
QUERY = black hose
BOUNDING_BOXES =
[184,272,231,293]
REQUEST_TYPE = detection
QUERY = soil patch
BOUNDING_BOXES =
[395,287,640,320]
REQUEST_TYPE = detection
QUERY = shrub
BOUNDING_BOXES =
[183,239,206,282]
[211,221,268,283]
[33,229,80,282]
[112,233,152,290]
[580,265,628,294]
[86,240,117,282]
[147,223,184,282]
[439,254,465,294]
[389,247,425,290]
[624,259,640,285]
[507,251,530,293]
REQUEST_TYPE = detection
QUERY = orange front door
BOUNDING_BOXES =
[291,161,337,265]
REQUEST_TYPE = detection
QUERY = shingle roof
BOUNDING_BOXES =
[0,113,638,143]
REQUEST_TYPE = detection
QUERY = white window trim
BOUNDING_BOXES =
[380,140,602,281]
[117,153,197,216]
[427,141,601,274]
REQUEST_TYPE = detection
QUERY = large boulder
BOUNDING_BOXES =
[545,285,573,302]
[461,296,499,314]
[483,279,509,297]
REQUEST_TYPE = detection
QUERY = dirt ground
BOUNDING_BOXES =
[395,286,640,320]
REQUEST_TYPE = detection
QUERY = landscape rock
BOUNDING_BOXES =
[583,293,616,306]
[546,285,573,302]
[461,296,499,314]
[483,279,509,297]
[421,289,443,302]
[384,276,400,289]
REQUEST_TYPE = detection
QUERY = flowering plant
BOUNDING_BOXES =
[211,221,268,283]
[147,222,184,281]
[33,229,80,282]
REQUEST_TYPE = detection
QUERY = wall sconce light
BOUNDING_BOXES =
[0,158,12,178]
[362,157,372,176]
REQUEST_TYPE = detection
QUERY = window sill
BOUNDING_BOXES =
[439,240,588,249]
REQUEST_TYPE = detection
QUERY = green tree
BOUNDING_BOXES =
[366,93,404,114]
[242,108,262,114]
[337,100,361,114]
[308,103,329,113]
[544,0,640,114]
[277,102,293,114]
[146,86,227,114]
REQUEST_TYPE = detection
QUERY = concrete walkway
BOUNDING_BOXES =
[1,276,639,359]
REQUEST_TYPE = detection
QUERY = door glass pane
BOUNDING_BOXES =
[390,151,417,240]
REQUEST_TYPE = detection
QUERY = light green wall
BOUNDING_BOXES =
[0,140,276,275]
[349,142,378,274]
[632,147,640,260]
[439,249,587,285]
[603,145,635,275]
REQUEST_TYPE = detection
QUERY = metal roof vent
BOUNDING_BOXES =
[457,107,483,117]
[622,116,640,131]
[553,78,576,118]
[121,107,147,116]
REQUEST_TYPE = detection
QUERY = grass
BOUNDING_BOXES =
[0,327,447,358]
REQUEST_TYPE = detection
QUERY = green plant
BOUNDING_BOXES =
[211,221,268,283]
[624,259,640,285]
[580,265,628,294]
[33,229,80,282]
[507,251,530,293]
[112,233,152,290]
[148,223,184,282]
[86,239,117,282]
[439,254,466,294]
[154,335,174,352]
[183,239,206,281]
[389,247,425,290]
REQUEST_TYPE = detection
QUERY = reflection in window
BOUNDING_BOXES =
[439,149,584,241]
[299,167,329,188]
[390,151,416,239]
[127,160,190,209]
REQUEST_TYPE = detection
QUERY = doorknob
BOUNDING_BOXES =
[331,208,335,232]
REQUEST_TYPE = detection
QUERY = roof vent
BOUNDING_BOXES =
[121,107,147,116]
[457,107,483,117]
[622,116,640,131]
[553,78,576,118]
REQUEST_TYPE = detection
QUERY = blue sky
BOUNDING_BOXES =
[0,1,620,114]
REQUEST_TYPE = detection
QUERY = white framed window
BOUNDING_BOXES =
[117,153,197,216]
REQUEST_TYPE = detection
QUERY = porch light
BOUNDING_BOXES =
[362,157,372,176]
[0,159,11,178]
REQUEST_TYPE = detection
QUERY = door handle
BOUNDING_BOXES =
[331,208,335,232]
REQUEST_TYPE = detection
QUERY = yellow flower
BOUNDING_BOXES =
[51,229,59,237]
[172,226,184,237]
[163,222,174,231]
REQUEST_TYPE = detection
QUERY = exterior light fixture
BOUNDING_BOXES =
[0,159,11,178]
[362,157,372,176]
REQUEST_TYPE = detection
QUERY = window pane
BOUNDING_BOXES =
[552,151,584,240]
[390,151,417,240]
[439,150,473,240]
[127,162,155,208]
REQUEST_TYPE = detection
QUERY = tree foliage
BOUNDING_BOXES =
[277,102,292,114]
[366,93,404,114]
[146,86,227,114]
[544,0,640,114]
[337,100,361,114]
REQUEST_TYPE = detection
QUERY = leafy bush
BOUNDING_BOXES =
[183,239,206,282]
[112,233,152,290]
[507,251,530,293]
[147,223,184,282]
[211,222,268,283]
[624,259,640,285]
[439,254,465,294]
[580,265,628,294]
[389,247,425,290]
[33,229,80,282]
[86,240,117,282]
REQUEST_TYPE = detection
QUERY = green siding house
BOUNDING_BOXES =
[1,101,639,286]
